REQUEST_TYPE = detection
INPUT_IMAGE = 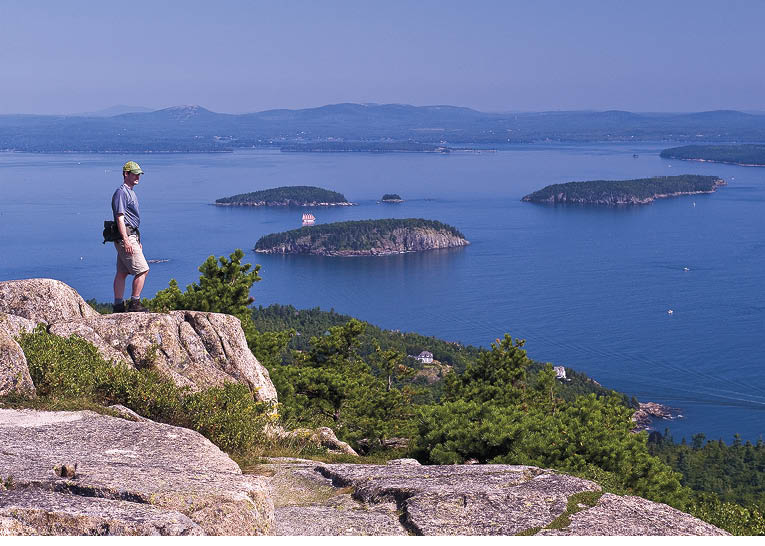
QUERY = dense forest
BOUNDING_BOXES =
[522,175,725,205]
[254,218,468,255]
[215,186,349,206]
[648,430,765,515]
[660,145,765,166]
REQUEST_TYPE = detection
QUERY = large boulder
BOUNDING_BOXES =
[49,311,277,402]
[267,425,358,456]
[0,409,273,535]
[0,314,37,397]
[0,279,277,403]
[0,279,98,324]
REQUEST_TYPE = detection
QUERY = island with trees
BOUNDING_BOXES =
[660,145,765,166]
[254,218,469,256]
[215,186,355,207]
[381,193,403,203]
[521,175,726,205]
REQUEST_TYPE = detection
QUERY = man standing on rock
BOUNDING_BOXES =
[112,161,149,313]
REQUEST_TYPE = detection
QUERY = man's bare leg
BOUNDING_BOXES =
[114,271,129,300]
[131,270,148,299]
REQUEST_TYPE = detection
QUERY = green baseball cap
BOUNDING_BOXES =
[122,161,144,175]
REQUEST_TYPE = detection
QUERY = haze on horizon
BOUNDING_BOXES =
[1,0,762,115]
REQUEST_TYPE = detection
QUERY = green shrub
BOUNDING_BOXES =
[16,326,269,455]
[183,383,271,453]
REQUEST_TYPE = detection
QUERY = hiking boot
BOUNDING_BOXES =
[112,302,126,313]
[127,299,149,313]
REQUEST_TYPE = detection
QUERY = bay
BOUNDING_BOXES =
[1,143,763,442]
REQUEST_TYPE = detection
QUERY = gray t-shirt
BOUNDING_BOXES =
[111,184,140,229]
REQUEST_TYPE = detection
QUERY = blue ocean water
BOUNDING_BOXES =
[1,144,763,442]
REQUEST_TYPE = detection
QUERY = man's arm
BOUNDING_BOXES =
[115,214,134,254]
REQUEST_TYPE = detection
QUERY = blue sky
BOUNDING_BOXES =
[1,0,763,114]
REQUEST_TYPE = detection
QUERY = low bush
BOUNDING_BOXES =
[16,326,271,455]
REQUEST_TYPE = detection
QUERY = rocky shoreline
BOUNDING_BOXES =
[632,402,680,431]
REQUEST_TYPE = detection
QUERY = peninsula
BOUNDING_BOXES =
[254,218,469,256]
[660,145,765,166]
[216,186,355,207]
[521,175,726,205]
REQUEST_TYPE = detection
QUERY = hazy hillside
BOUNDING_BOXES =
[3,104,765,152]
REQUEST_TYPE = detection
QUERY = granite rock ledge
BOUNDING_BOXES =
[265,461,728,536]
[0,409,273,535]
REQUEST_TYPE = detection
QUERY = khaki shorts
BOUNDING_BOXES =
[115,234,149,276]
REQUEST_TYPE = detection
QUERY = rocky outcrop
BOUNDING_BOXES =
[266,425,358,456]
[0,330,35,397]
[48,310,276,400]
[632,401,678,432]
[0,409,273,535]
[0,279,276,403]
[266,461,728,536]
[0,314,36,397]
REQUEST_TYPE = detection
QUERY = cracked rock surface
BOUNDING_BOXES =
[263,461,728,536]
[0,409,273,536]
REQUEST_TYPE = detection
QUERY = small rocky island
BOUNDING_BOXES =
[381,193,403,203]
[522,175,726,205]
[215,186,355,207]
[254,218,469,256]
[660,144,765,166]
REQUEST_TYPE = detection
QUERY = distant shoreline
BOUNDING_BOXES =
[664,156,765,167]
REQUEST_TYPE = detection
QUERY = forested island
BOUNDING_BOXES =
[381,193,403,202]
[522,175,726,205]
[660,144,765,166]
[215,186,354,207]
[254,218,469,256]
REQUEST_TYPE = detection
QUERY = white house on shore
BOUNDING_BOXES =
[416,351,433,364]
[554,366,567,380]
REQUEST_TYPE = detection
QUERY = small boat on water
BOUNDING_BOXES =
[302,212,316,225]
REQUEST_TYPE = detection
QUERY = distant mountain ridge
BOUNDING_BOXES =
[2,103,765,152]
